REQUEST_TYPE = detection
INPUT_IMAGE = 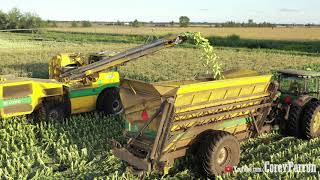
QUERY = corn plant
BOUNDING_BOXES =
[183,32,223,79]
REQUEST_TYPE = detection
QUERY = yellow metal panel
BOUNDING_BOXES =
[49,53,83,80]
[176,75,272,95]
[0,79,65,118]
[0,85,2,98]
[71,95,97,114]
[163,123,250,153]
[0,85,3,116]
[92,72,120,86]
[175,93,269,114]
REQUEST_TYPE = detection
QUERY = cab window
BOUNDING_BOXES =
[306,78,318,93]
[279,76,304,94]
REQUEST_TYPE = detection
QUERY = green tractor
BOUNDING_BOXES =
[274,69,320,139]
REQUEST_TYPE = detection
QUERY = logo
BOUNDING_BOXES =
[224,162,317,174]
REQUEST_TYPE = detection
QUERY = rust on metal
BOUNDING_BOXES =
[4,104,32,114]
[112,148,150,170]
[3,84,33,98]
[43,87,63,96]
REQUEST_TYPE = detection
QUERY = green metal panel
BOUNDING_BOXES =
[125,121,157,138]
[0,96,32,108]
[216,117,253,129]
[69,83,119,98]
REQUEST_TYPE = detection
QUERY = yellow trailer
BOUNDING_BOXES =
[112,70,277,176]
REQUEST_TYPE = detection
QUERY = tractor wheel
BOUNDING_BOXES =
[33,101,65,122]
[97,88,123,115]
[197,131,240,176]
[287,104,303,137]
[301,101,320,139]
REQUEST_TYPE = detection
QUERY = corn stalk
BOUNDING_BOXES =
[183,32,223,79]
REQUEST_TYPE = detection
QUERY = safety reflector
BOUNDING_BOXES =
[141,110,149,121]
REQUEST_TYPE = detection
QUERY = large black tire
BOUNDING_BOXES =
[197,131,240,176]
[97,88,123,115]
[33,100,65,122]
[189,131,214,156]
[301,101,320,139]
[287,104,303,137]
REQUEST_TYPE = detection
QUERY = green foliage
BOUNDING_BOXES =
[71,21,78,27]
[227,34,240,41]
[6,8,22,29]
[50,21,58,28]
[132,19,139,27]
[0,8,43,29]
[19,12,43,29]
[131,19,145,27]
[1,115,318,179]
[45,29,320,54]
[42,31,157,44]
[0,10,9,29]
[0,113,126,179]
[179,16,190,27]
[183,32,223,79]
[81,21,92,27]
[209,35,320,54]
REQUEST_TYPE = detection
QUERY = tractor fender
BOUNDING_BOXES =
[295,95,318,107]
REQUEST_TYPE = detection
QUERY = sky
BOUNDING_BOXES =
[0,0,319,24]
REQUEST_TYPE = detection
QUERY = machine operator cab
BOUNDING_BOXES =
[277,69,320,100]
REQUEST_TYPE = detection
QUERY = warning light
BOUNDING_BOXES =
[284,96,292,104]
[141,110,149,121]
[224,165,233,173]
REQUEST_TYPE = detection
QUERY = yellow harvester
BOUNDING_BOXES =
[0,35,184,121]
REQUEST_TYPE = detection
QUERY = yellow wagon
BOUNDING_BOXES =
[113,70,276,175]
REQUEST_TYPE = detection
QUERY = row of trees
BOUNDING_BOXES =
[0,8,43,29]
[122,16,190,28]
[1,9,301,30]
[71,21,92,27]
[216,19,274,27]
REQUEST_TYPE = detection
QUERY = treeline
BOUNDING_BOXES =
[0,8,44,30]
[215,20,275,27]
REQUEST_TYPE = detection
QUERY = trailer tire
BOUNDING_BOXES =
[287,104,303,137]
[198,131,240,176]
[34,101,65,122]
[189,130,215,155]
[301,101,320,139]
[97,88,123,115]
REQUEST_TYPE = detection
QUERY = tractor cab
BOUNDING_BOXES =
[277,69,320,101]
[273,69,320,139]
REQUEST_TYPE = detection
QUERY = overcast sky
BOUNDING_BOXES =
[1,0,319,24]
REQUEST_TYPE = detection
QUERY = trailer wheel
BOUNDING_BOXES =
[34,101,65,122]
[97,88,123,115]
[198,131,240,176]
[287,104,303,137]
[302,101,320,139]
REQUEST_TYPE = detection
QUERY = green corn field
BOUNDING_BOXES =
[0,31,320,179]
